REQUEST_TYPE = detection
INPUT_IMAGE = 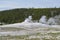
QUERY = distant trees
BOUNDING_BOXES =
[0,8,60,24]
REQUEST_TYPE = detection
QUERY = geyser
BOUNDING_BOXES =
[39,15,47,24]
[23,16,32,23]
[23,15,60,25]
[47,17,57,25]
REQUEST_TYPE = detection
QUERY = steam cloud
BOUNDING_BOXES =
[23,15,60,25]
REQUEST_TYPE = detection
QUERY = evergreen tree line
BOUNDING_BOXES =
[0,8,60,24]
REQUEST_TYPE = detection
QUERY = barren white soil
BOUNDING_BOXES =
[0,23,60,40]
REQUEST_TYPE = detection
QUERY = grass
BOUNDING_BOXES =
[0,27,60,40]
[0,32,60,40]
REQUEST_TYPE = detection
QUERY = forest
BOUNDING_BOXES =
[0,8,60,24]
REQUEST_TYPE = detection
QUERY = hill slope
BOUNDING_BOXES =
[0,8,60,24]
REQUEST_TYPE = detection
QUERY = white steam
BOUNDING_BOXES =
[24,16,32,23]
[39,15,47,24]
[23,15,60,25]
[47,17,57,25]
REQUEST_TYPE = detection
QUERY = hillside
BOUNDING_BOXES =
[0,8,60,24]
